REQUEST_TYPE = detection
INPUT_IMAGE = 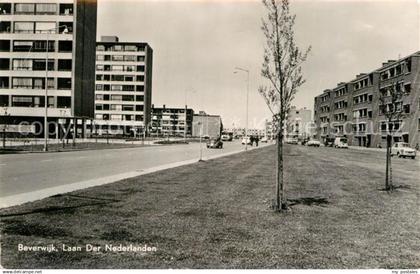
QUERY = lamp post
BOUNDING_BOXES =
[234,67,250,151]
[43,24,69,152]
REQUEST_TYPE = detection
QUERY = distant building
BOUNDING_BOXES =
[150,105,194,137]
[94,36,153,136]
[314,51,420,148]
[287,106,312,140]
[192,111,223,138]
[0,0,97,137]
[264,119,275,139]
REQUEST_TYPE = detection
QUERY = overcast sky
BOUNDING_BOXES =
[97,0,419,129]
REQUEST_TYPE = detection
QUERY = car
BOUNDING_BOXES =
[207,138,223,149]
[334,137,348,148]
[285,137,298,144]
[221,134,232,141]
[324,137,335,147]
[241,137,251,145]
[391,142,416,159]
[261,136,268,143]
[307,139,321,147]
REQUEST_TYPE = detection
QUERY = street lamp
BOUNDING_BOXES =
[43,24,69,152]
[234,67,250,151]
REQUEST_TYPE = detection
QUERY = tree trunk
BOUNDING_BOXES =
[385,134,391,190]
[276,119,285,211]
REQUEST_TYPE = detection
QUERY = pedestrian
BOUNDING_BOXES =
[416,143,419,151]
[249,136,254,146]
[255,136,259,147]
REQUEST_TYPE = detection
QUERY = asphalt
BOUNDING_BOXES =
[0,140,269,205]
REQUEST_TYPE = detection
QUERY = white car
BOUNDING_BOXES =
[334,137,348,148]
[285,137,298,145]
[261,137,268,143]
[241,137,251,145]
[391,142,416,159]
[307,139,321,147]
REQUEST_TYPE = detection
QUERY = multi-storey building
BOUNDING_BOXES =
[192,111,223,138]
[150,105,194,137]
[287,106,312,140]
[94,36,153,136]
[0,0,97,137]
[314,51,420,148]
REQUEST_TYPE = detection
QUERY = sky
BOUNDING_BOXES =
[97,0,419,129]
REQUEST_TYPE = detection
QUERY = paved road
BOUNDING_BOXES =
[0,140,269,198]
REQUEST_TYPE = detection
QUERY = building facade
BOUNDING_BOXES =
[93,36,153,136]
[150,105,194,137]
[287,106,313,141]
[0,0,97,137]
[314,51,420,148]
[192,111,223,138]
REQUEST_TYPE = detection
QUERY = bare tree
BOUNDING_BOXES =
[259,0,310,211]
[379,61,411,191]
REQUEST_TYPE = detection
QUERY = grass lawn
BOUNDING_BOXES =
[0,145,419,268]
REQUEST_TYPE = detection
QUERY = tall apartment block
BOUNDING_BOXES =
[314,51,420,148]
[94,36,153,136]
[287,106,313,140]
[150,105,194,137]
[0,0,97,137]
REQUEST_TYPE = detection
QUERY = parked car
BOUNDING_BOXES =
[241,136,251,145]
[261,136,268,143]
[207,138,223,149]
[391,142,416,159]
[221,134,232,142]
[285,137,298,144]
[307,139,321,147]
[334,137,348,148]
[324,137,335,147]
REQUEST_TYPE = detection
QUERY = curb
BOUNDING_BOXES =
[0,144,269,209]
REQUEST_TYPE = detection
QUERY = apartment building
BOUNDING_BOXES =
[94,36,153,136]
[150,105,194,137]
[192,111,223,138]
[0,0,97,137]
[314,51,420,148]
[287,106,312,140]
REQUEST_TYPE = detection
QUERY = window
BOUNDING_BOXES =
[112,55,124,61]
[96,65,104,71]
[111,95,122,101]
[111,85,123,91]
[113,45,123,51]
[57,59,72,71]
[0,95,9,107]
[124,45,137,51]
[35,22,56,33]
[96,104,103,111]
[96,94,104,100]
[136,75,145,82]
[137,65,145,72]
[135,105,144,111]
[14,3,35,14]
[96,55,104,61]
[33,59,54,71]
[12,78,32,89]
[112,65,123,71]
[111,114,122,120]
[124,55,136,62]
[97,45,105,51]
[137,56,145,62]
[59,4,73,15]
[403,104,410,114]
[111,75,124,81]
[123,85,134,91]
[14,22,34,33]
[13,59,32,70]
[96,84,103,91]
[57,96,71,108]
[57,78,71,90]
[58,41,72,52]
[12,96,33,107]
[36,3,57,15]
[125,65,135,72]
[122,105,134,111]
[136,85,144,92]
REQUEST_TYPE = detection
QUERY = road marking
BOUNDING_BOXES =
[40,159,52,162]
